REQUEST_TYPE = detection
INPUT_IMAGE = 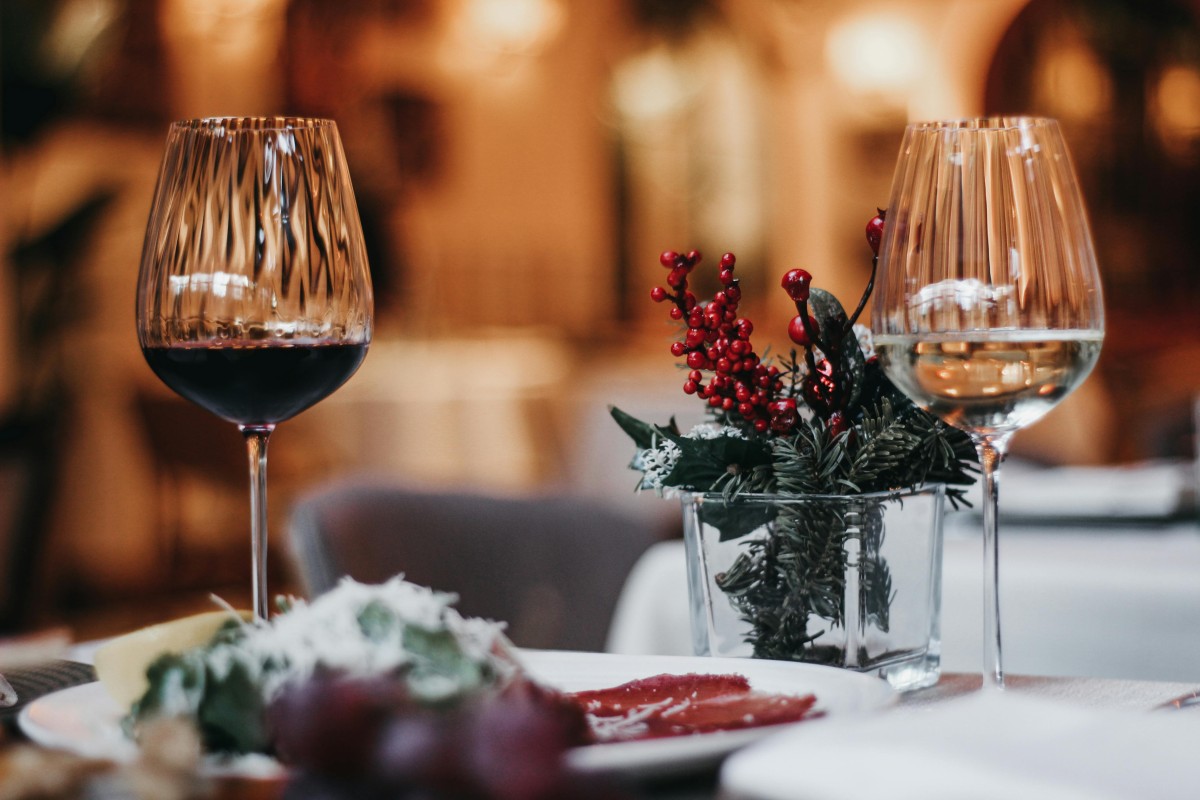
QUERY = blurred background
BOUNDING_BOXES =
[1,0,1198,637]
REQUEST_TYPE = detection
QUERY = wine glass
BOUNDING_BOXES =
[872,117,1104,689]
[136,117,373,621]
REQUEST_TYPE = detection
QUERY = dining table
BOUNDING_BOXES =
[2,658,1198,800]
[3,459,1199,798]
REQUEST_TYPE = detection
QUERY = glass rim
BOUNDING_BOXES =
[168,116,338,133]
[904,116,1060,132]
[679,484,946,504]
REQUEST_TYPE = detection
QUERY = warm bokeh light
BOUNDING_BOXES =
[824,11,928,103]
[439,0,565,75]
[1034,37,1111,120]
[1152,64,1200,160]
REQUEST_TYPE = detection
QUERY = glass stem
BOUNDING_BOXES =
[241,424,275,622]
[974,433,1011,690]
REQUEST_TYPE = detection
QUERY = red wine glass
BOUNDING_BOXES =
[136,117,373,621]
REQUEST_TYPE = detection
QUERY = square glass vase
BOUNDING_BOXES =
[681,484,945,691]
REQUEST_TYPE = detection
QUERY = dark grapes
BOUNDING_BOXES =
[270,675,625,800]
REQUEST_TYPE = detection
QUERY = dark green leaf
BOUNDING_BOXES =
[663,434,772,491]
[609,406,664,450]
[699,501,779,542]
[129,651,207,726]
[401,626,487,705]
[806,288,847,339]
[197,657,269,753]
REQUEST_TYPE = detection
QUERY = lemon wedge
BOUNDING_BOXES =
[93,610,251,709]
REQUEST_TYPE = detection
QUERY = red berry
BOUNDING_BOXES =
[708,396,721,407]
[725,286,742,303]
[650,286,667,302]
[660,250,679,268]
[721,397,734,411]
[720,252,735,268]
[683,380,698,395]
[686,249,702,264]
[686,351,706,369]
[781,269,812,302]
[669,307,684,320]
[768,398,799,434]
[670,341,686,356]
[768,398,795,415]
[866,210,886,256]
[667,268,686,287]
[685,329,705,348]
[829,411,849,436]
[689,370,703,382]
[716,358,731,373]
[788,314,817,346]
[738,402,753,417]
[718,269,734,286]
[754,419,769,433]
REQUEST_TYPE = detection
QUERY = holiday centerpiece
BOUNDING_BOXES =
[612,212,977,690]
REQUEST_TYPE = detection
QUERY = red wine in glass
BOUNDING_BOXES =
[142,342,368,426]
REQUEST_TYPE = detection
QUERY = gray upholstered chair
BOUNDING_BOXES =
[286,482,669,652]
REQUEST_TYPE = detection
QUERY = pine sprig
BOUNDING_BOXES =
[770,421,853,496]
[716,383,975,662]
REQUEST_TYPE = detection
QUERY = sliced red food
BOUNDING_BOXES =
[566,672,820,743]
[572,672,752,713]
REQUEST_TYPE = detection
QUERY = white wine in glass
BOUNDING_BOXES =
[137,117,373,621]
[872,117,1105,689]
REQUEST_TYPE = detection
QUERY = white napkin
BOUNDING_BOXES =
[985,461,1188,520]
[721,693,1200,800]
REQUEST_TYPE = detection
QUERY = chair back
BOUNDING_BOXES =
[288,482,666,651]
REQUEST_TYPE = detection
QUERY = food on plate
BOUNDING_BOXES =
[119,577,519,754]
[112,576,823,794]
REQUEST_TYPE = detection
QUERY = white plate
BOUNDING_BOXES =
[19,650,894,779]
[526,651,895,777]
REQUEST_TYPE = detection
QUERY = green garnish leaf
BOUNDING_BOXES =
[401,626,488,705]
[197,655,268,753]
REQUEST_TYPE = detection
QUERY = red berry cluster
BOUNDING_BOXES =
[651,250,788,434]
[775,209,888,438]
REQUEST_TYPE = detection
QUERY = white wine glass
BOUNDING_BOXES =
[872,117,1104,689]
[137,117,373,621]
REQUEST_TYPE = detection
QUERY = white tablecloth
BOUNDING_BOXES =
[607,513,1200,682]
